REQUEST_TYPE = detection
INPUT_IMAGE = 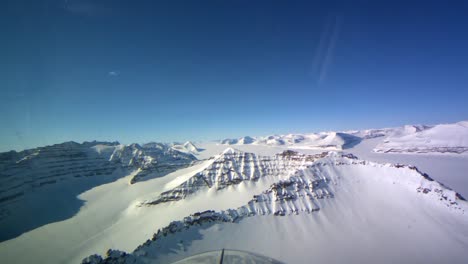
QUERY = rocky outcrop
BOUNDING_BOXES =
[109,143,196,184]
[143,149,328,205]
[376,147,468,154]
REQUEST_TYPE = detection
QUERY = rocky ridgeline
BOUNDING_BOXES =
[143,149,329,205]
[83,162,335,264]
[0,141,196,213]
[109,143,196,184]
[328,154,466,211]
[375,147,468,154]
[0,141,119,207]
[255,174,334,213]
[390,164,466,209]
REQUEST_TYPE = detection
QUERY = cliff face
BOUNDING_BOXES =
[143,149,328,206]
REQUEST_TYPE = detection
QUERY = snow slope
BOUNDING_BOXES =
[349,136,468,198]
[374,121,468,153]
[171,141,200,155]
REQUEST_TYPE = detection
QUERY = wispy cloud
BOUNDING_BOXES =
[311,15,343,86]
[108,71,119,77]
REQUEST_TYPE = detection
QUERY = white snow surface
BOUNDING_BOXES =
[374,121,468,153]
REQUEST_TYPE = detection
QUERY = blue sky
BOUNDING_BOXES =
[1,0,468,151]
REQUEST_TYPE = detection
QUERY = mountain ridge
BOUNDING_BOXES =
[82,151,468,264]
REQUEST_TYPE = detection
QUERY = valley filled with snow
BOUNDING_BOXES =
[1,121,467,264]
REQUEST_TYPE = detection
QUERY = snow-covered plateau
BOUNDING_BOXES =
[0,121,467,264]
[373,121,468,153]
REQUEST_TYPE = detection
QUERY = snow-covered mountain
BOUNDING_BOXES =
[0,141,195,241]
[344,124,432,139]
[1,121,468,264]
[374,121,468,153]
[218,121,468,155]
[0,141,195,206]
[111,142,196,184]
[0,141,118,205]
[82,151,467,264]
[171,141,200,155]
[220,132,362,150]
[220,136,255,145]
[142,149,327,206]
